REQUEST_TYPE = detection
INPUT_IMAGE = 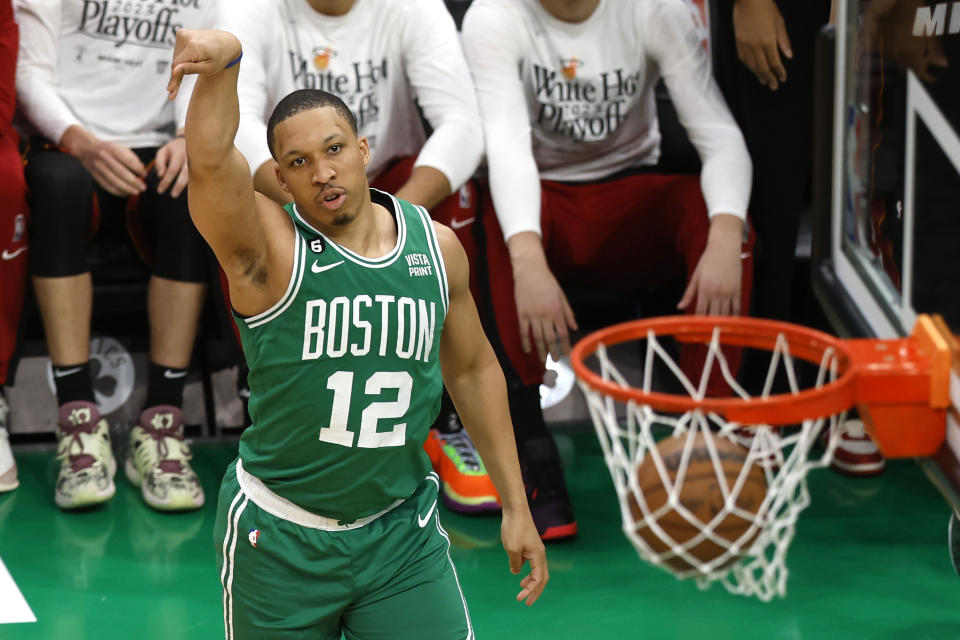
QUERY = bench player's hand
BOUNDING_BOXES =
[733,0,793,90]
[155,135,189,198]
[60,126,146,197]
[167,29,243,100]
[508,233,578,362]
[501,509,548,606]
[678,216,744,316]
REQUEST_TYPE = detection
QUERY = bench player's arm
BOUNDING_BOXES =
[435,223,548,606]
[169,29,294,316]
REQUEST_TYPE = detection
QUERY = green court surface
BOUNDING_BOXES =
[1,428,958,639]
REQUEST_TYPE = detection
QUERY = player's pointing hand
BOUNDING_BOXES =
[167,29,243,100]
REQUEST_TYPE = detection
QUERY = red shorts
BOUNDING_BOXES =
[476,172,755,388]
[372,157,479,291]
[0,134,28,384]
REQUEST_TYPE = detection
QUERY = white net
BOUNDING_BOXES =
[578,326,845,601]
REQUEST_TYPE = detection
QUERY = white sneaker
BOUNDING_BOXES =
[55,401,117,509]
[0,396,18,492]
[125,405,204,511]
[829,419,886,477]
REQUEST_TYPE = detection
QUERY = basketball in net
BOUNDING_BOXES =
[573,314,955,600]
[629,432,766,573]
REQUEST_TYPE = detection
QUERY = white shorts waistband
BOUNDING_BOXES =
[235,459,405,531]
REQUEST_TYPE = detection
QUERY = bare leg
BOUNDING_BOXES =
[148,276,207,369]
[32,274,92,365]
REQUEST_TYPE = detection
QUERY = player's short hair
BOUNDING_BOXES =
[266,89,359,159]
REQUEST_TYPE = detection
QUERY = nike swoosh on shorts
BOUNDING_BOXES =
[1,247,26,260]
[163,370,188,379]
[312,260,344,274]
[417,499,438,528]
[450,217,475,230]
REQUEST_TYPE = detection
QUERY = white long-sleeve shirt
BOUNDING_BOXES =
[220,0,483,189]
[15,0,212,148]
[462,0,752,241]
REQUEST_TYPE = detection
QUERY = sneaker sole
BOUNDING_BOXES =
[440,484,501,514]
[0,467,18,492]
[441,490,501,515]
[125,458,204,512]
[540,522,578,542]
[830,458,887,476]
[56,458,117,510]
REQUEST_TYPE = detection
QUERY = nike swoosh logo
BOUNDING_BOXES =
[417,499,438,528]
[53,366,82,378]
[312,260,344,274]
[1,247,26,260]
[163,370,188,379]
[740,252,752,260]
[450,217,475,230]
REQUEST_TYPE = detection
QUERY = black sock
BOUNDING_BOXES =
[145,362,188,409]
[508,384,566,488]
[53,361,95,406]
[432,388,461,434]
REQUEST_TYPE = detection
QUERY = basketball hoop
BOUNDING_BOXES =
[570,314,955,600]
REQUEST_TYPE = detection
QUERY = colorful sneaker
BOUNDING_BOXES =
[0,395,18,492]
[424,429,501,514]
[527,484,578,542]
[55,401,116,509]
[829,419,886,477]
[125,405,204,511]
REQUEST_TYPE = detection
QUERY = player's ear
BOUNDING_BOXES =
[358,136,370,168]
[275,165,291,194]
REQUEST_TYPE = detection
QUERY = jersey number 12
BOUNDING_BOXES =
[318,370,412,448]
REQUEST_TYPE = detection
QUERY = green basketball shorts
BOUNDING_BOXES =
[214,459,475,639]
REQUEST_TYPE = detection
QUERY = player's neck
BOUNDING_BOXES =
[308,198,397,259]
[539,0,600,23]
[306,0,355,16]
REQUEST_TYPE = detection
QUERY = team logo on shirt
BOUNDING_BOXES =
[313,47,337,71]
[561,57,583,80]
[12,214,24,243]
[248,529,260,549]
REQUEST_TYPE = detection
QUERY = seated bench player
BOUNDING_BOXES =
[461,0,755,540]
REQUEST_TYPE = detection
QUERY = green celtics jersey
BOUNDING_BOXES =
[234,189,448,521]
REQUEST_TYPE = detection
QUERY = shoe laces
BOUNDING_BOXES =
[57,417,110,471]
[438,431,481,470]
[135,415,192,473]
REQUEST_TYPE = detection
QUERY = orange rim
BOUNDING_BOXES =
[570,315,858,426]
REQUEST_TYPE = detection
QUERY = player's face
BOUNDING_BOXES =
[273,106,371,227]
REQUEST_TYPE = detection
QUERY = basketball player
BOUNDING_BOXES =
[461,0,754,540]
[168,28,547,637]
[219,0,498,514]
[0,0,25,493]
[15,0,213,510]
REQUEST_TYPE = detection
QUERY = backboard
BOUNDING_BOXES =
[812,0,960,513]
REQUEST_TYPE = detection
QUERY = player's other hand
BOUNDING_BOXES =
[167,29,243,100]
[678,214,744,316]
[733,0,793,90]
[508,232,578,363]
[155,135,189,198]
[60,125,146,197]
[501,508,548,606]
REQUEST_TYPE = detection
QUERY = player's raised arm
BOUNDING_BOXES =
[168,29,293,316]
[435,223,548,606]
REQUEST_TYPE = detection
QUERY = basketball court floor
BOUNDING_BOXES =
[1,427,957,639]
